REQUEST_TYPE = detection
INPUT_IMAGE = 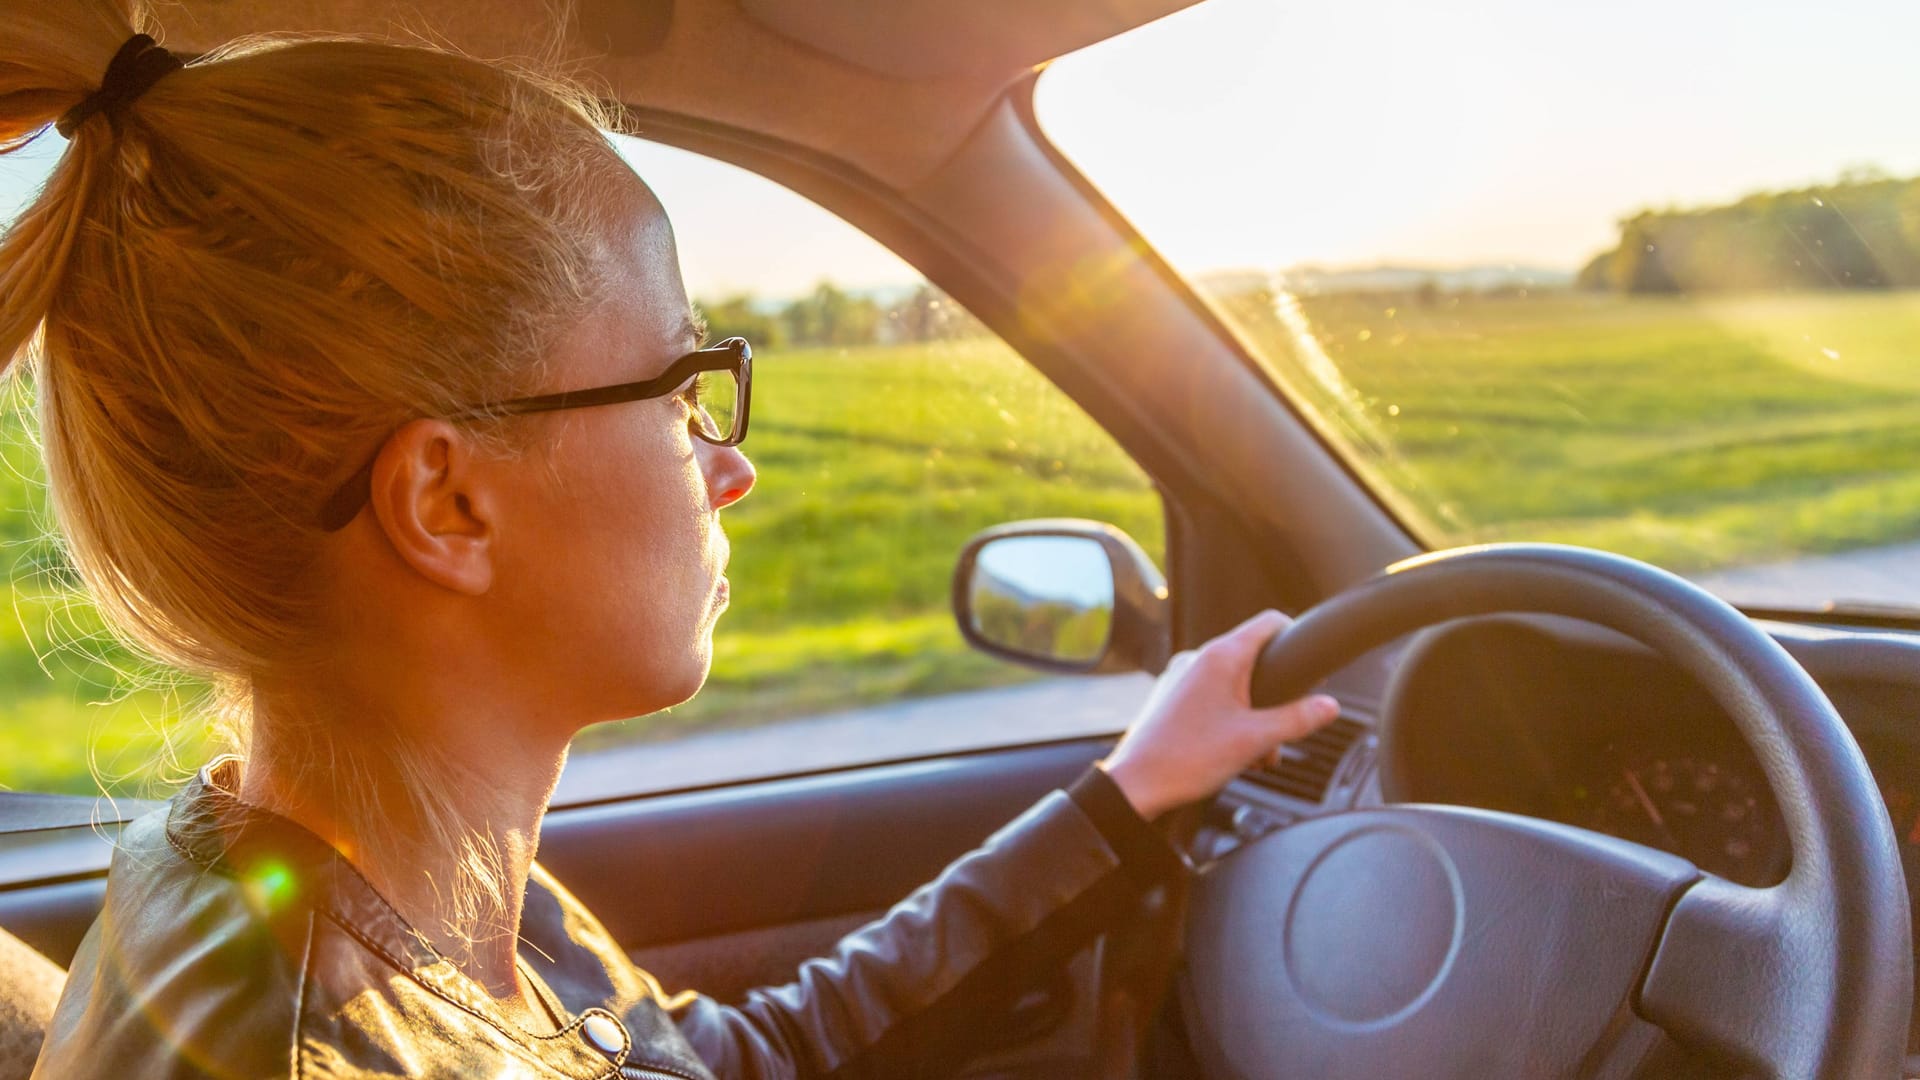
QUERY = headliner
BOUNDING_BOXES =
[163,0,1201,188]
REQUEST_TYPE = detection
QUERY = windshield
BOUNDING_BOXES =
[1038,0,1920,615]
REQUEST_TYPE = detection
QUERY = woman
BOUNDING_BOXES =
[2,3,1340,1076]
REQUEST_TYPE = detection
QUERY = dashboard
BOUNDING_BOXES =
[1363,614,1920,1053]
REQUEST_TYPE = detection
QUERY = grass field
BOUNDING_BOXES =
[4,289,1919,796]
[1220,288,1920,571]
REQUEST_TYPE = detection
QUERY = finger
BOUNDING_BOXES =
[1258,693,1341,741]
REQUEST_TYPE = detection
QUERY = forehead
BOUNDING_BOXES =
[533,165,698,390]
[560,167,695,382]
[595,167,683,302]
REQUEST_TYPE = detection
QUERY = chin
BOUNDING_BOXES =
[640,641,715,716]
[576,616,715,722]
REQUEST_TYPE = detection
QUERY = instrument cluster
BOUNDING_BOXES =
[1562,745,1788,886]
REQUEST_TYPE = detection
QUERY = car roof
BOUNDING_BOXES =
[166,0,1199,189]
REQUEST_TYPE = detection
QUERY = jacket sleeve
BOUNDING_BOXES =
[666,765,1188,1079]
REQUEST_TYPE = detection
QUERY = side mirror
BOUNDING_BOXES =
[952,519,1170,675]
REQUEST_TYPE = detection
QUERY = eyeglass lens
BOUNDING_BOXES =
[691,369,740,442]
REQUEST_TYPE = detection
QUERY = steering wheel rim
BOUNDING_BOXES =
[1180,543,1909,1078]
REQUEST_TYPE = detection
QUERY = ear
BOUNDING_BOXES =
[366,419,496,595]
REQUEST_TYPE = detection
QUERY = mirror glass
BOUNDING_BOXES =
[968,536,1115,664]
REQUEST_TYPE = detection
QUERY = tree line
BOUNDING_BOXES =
[696,281,988,349]
[1578,169,1920,293]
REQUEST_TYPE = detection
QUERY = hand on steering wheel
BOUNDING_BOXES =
[1101,609,1341,821]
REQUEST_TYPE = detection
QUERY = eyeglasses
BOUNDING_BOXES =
[316,337,752,531]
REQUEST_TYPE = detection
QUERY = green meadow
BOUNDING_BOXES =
[6,289,1920,795]
[1224,288,1920,571]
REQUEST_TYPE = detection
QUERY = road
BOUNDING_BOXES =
[1690,541,1920,612]
[555,673,1154,804]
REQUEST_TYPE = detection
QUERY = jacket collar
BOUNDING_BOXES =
[164,757,514,1025]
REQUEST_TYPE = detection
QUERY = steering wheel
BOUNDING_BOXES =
[1178,544,1910,1078]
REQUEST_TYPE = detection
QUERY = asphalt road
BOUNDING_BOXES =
[1691,541,1920,612]
[555,672,1154,804]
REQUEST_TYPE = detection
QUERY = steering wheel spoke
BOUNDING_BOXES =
[1640,875,1839,1078]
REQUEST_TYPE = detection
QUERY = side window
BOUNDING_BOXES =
[568,138,1164,784]
[0,133,1164,797]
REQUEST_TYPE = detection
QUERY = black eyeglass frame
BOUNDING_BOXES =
[317,337,752,531]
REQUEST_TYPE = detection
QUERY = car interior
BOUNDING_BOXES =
[0,0,1916,1077]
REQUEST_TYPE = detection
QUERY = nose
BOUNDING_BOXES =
[707,443,755,510]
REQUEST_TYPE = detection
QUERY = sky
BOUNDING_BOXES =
[6,0,1919,296]
[1039,0,1920,275]
[976,536,1115,610]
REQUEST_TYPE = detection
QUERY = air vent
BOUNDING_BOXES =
[1247,716,1368,803]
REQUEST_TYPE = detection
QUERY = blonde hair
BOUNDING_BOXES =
[1,1,624,954]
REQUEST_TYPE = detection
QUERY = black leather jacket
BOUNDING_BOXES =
[33,758,1184,1078]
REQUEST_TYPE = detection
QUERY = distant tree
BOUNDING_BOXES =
[884,284,988,343]
[1577,171,1920,294]
[1574,250,1610,292]
[694,294,787,349]
[781,281,883,346]
[1903,183,1920,261]
[1614,217,1679,294]
[699,281,990,350]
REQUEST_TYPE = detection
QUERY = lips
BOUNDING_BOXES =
[711,527,731,608]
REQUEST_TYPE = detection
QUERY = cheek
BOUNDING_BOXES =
[504,412,719,716]
[545,412,708,578]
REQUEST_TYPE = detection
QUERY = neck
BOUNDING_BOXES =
[238,683,571,1010]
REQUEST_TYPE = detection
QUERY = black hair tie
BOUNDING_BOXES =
[55,34,182,138]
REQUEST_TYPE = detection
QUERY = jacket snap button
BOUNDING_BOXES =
[581,1013,625,1057]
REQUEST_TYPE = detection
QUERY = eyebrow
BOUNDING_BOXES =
[641,312,709,382]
